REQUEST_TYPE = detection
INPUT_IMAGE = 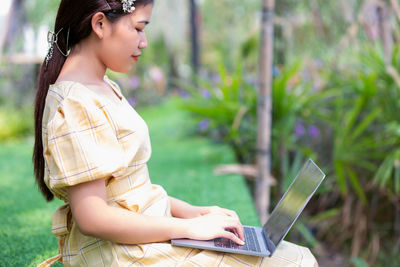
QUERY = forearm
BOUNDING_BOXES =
[73,196,188,244]
[68,180,244,245]
[169,196,203,218]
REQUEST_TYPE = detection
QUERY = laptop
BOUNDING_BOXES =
[171,158,326,257]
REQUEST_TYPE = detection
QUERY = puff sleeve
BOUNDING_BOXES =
[44,95,126,189]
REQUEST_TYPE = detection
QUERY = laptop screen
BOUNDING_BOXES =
[263,159,326,247]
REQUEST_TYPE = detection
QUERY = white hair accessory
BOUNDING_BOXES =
[104,0,137,13]
[45,28,70,70]
[121,0,137,13]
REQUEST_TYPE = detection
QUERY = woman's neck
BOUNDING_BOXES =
[56,38,107,85]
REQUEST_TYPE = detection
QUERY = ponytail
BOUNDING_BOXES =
[33,42,67,201]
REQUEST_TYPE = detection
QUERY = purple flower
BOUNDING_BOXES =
[127,97,136,107]
[314,58,323,69]
[178,88,190,99]
[200,89,211,98]
[129,76,140,89]
[149,67,164,82]
[309,125,320,138]
[211,73,221,84]
[198,119,210,131]
[295,121,305,137]
[245,75,257,86]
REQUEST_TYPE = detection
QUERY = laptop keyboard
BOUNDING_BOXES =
[213,227,261,252]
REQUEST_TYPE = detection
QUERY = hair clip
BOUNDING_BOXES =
[104,0,112,9]
[45,28,70,70]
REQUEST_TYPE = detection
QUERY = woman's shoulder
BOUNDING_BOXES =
[48,80,105,109]
[44,81,113,132]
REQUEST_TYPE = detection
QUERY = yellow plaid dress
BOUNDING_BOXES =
[39,78,318,267]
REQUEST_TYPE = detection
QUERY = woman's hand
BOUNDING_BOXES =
[169,197,245,245]
[184,213,245,245]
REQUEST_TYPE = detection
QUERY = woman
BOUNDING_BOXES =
[34,0,317,266]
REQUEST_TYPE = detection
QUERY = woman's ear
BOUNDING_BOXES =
[91,12,108,39]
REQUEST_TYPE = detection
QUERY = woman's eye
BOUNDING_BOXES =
[136,28,144,33]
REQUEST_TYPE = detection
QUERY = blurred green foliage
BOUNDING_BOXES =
[25,0,59,29]
[0,106,33,141]
[180,61,257,164]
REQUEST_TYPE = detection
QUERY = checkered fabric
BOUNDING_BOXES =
[39,78,318,267]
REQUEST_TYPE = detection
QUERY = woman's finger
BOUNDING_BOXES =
[220,230,245,246]
[222,217,244,242]
[229,223,244,242]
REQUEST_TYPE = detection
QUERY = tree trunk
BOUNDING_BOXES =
[378,0,393,64]
[2,0,26,55]
[256,0,275,224]
[189,0,200,75]
[391,0,400,23]
[309,0,325,37]
[340,0,354,23]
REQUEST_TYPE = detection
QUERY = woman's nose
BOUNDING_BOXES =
[139,34,148,49]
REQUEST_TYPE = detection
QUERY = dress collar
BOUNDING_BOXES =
[104,75,123,100]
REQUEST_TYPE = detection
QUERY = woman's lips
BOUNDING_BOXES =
[132,55,141,62]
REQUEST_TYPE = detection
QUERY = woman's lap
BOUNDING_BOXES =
[113,240,317,267]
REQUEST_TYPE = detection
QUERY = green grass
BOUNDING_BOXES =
[0,98,259,266]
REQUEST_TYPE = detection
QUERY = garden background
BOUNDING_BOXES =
[1,0,400,266]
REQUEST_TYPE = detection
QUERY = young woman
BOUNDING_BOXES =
[34,0,317,266]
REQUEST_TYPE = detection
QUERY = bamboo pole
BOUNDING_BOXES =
[378,0,393,64]
[339,0,355,23]
[189,0,200,75]
[256,0,275,224]
[0,0,16,61]
[390,0,400,22]
[309,0,325,37]
[3,0,26,54]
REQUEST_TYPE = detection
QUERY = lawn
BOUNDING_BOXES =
[0,98,259,266]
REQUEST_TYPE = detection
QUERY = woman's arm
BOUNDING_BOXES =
[169,196,241,220]
[169,196,203,218]
[68,179,244,245]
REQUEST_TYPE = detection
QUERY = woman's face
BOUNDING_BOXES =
[101,4,153,73]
